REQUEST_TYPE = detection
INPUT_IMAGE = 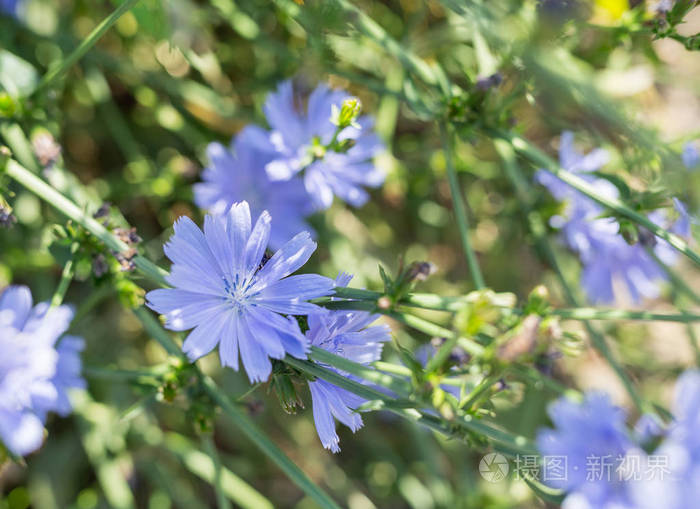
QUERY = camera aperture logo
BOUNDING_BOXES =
[479,453,509,482]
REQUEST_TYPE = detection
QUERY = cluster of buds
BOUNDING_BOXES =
[0,196,16,228]
[92,203,142,273]
[377,259,437,310]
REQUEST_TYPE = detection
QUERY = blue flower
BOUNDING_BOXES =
[306,273,391,452]
[682,142,699,169]
[0,286,85,456]
[536,132,691,303]
[146,201,335,383]
[262,81,385,210]
[537,393,636,508]
[629,370,700,509]
[194,126,315,250]
[0,0,19,15]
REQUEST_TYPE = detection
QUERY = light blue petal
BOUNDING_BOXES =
[263,81,305,151]
[204,213,236,280]
[237,313,272,383]
[218,312,239,370]
[247,307,308,359]
[244,210,271,274]
[258,274,334,302]
[0,408,45,456]
[242,309,285,359]
[166,265,224,296]
[253,231,318,287]
[146,289,225,331]
[226,201,252,274]
[181,310,229,361]
[309,380,341,453]
[0,285,33,330]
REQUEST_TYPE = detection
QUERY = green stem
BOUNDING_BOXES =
[201,435,232,509]
[498,130,700,270]
[309,346,412,396]
[551,308,700,323]
[200,376,342,509]
[133,306,185,358]
[459,374,503,410]
[33,0,141,95]
[440,122,485,289]
[4,159,169,286]
[51,242,79,307]
[330,0,444,90]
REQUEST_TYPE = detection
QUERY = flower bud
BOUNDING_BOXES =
[331,98,362,129]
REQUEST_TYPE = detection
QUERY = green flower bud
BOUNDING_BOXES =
[331,98,362,129]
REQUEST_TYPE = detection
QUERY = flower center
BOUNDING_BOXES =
[222,275,258,309]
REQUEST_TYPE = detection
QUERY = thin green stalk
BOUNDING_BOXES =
[330,0,445,90]
[459,374,503,410]
[4,159,169,286]
[0,123,41,173]
[51,243,78,307]
[424,334,460,373]
[71,284,113,325]
[649,250,700,365]
[648,249,700,306]
[509,365,580,399]
[201,435,232,509]
[133,306,185,358]
[332,286,382,301]
[551,308,700,323]
[200,376,342,509]
[494,139,646,412]
[33,0,141,95]
[440,122,485,289]
[498,130,700,270]
[331,289,700,324]
[309,347,412,396]
[164,433,273,509]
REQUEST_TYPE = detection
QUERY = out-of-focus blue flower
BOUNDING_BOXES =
[537,393,637,508]
[536,132,692,303]
[682,142,699,169]
[629,370,700,509]
[146,201,335,383]
[194,126,314,250]
[262,81,385,210]
[0,0,18,15]
[306,273,391,452]
[51,335,87,416]
[0,286,85,456]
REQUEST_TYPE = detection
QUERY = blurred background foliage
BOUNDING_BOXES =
[1,0,699,507]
